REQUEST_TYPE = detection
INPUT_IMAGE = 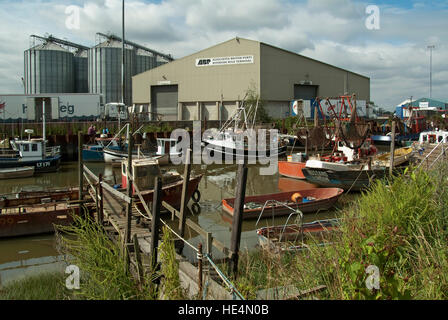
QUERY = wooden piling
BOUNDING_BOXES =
[178,148,192,238]
[150,176,162,270]
[133,233,144,284]
[198,243,203,299]
[98,173,104,225]
[389,120,396,176]
[78,131,83,214]
[228,162,248,277]
[125,131,134,245]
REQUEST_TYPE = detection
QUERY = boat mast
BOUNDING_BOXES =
[120,0,125,137]
[42,99,46,159]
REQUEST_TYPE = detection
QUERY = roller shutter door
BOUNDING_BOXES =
[151,85,178,119]
[294,85,318,100]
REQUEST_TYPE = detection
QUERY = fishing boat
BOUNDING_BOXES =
[0,188,89,238]
[302,166,387,191]
[82,136,120,162]
[257,218,340,252]
[222,188,343,220]
[418,130,448,145]
[372,146,414,167]
[120,158,203,210]
[0,166,35,179]
[0,137,61,173]
[203,98,287,161]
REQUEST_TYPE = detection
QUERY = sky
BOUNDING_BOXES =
[0,0,446,110]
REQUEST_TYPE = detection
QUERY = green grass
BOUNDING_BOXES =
[234,163,448,300]
[0,272,71,300]
[56,213,158,300]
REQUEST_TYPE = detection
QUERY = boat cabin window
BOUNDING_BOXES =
[22,144,29,152]
[32,144,38,151]
[438,136,443,143]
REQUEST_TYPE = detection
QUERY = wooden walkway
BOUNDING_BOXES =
[88,186,153,255]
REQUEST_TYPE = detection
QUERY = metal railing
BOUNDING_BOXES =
[416,141,447,170]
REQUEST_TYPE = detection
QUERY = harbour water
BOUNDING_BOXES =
[0,160,349,287]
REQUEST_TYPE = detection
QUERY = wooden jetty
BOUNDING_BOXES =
[76,128,327,300]
[78,130,238,299]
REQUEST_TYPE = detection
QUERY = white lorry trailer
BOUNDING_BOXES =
[0,93,104,121]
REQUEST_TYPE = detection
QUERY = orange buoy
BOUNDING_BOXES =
[291,192,303,203]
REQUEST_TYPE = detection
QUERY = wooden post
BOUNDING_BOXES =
[78,131,83,214]
[125,130,134,246]
[228,163,248,277]
[206,232,213,259]
[314,105,319,127]
[389,120,396,176]
[198,243,203,299]
[133,233,144,284]
[178,148,192,238]
[98,173,104,225]
[150,176,162,270]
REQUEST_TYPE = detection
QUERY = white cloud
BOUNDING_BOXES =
[0,0,447,110]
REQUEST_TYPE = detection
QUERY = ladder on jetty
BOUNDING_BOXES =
[415,142,448,170]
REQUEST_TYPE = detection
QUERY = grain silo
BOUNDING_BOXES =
[135,49,157,75]
[88,39,135,105]
[74,49,88,93]
[24,42,74,94]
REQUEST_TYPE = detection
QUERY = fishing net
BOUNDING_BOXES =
[295,126,333,149]
[335,121,371,149]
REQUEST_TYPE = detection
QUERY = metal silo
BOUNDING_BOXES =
[74,49,88,93]
[24,42,74,94]
[88,40,134,105]
[134,49,157,75]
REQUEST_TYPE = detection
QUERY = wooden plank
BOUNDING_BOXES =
[101,182,132,204]
[83,164,99,183]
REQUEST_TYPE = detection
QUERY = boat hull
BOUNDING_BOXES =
[0,166,35,179]
[0,208,78,238]
[278,161,306,179]
[0,156,61,173]
[82,145,104,162]
[222,188,343,220]
[204,144,287,162]
[104,148,169,166]
[302,167,387,191]
[257,218,340,251]
[138,174,203,210]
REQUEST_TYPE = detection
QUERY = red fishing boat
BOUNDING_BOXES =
[278,160,307,179]
[222,188,343,220]
[0,188,92,238]
[121,158,202,210]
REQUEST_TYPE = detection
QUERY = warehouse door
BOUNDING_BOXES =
[294,85,318,100]
[151,85,178,120]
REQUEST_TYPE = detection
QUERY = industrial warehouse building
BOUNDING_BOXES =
[132,37,370,121]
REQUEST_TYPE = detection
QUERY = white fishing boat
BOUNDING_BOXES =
[203,99,287,161]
